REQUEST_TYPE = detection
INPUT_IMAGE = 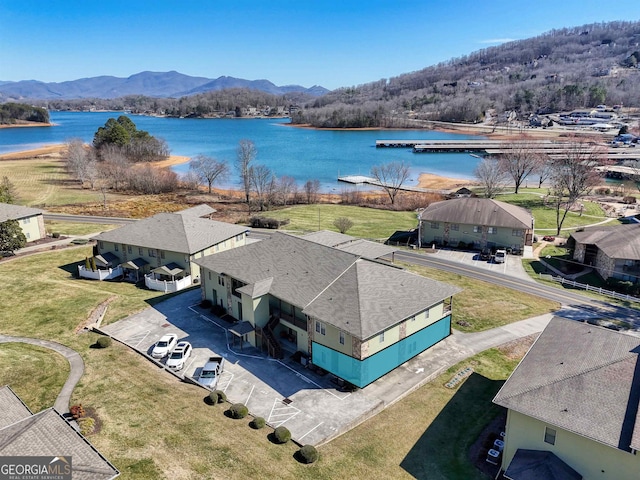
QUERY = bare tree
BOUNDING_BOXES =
[334,217,354,234]
[474,157,507,198]
[249,164,274,211]
[497,137,543,193]
[236,139,256,203]
[304,179,321,204]
[276,176,297,206]
[370,161,411,205]
[189,155,229,194]
[180,170,201,191]
[99,147,130,191]
[548,137,604,235]
[536,156,553,188]
[66,139,96,187]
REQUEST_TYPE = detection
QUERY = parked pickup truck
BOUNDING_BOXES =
[198,356,225,388]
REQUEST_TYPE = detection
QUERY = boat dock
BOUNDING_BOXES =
[336,175,449,194]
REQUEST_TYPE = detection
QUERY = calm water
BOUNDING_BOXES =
[0,111,484,191]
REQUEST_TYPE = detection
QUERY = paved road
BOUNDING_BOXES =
[0,335,84,414]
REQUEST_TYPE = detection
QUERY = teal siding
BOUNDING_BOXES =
[312,316,451,388]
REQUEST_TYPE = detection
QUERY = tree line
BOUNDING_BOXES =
[0,102,49,125]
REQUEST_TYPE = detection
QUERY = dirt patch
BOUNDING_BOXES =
[496,333,538,360]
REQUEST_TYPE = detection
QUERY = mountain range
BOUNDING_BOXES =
[0,71,329,100]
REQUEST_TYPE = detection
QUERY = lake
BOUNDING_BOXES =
[0,111,484,191]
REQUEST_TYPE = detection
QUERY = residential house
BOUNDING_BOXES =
[569,224,640,282]
[195,232,461,388]
[418,198,534,256]
[83,205,249,292]
[493,317,640,480]
[0,385,119,479]
[0,202,46,242]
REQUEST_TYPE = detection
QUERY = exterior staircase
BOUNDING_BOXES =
[262,315,283,359]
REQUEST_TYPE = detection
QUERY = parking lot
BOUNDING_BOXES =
[433,248,533,281]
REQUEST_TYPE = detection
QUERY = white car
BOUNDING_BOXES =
[494,249,507,264]
[151,333,178,359]
[166,341,192,370]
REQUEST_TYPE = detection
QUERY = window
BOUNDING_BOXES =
[339,332,345,345]
[127,245,132,254]
[473,226,482,233]
[25,232,30,239]
[379,331,385,343]
[214,244,220,252]
[544,427,556,445]
[410,316,416,322]
[139,247,143,255]
[430,222,439,229]
[160,250,165,259]
[148,249,156,257]
[425,309,430,318]
[208,271,211,281]
[23,217,30,224]
[450,223,459,231]
[487,227,497,234]
[218,276,225,286]
[99,241,104,249]
[114,244,119,252]
[236,234,243,242]
[512,229,524,237]
[315,321,326,335]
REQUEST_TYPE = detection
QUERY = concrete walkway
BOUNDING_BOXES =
[0,335,84,414]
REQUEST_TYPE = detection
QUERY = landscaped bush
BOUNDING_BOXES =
[250,417,266,429]
[77,417,95,435]
[297,444,319,464]
[274,426,291,444]
[96,336,112,348]
[623,195,637,204]
[70,404,85,420]
[209,390,227,404]
[200,299,212,309]
[52,232,60,238]
[229,403,248,419]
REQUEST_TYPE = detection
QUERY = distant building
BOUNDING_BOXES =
[0,202,46,242]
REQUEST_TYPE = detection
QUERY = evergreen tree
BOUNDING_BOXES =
[0,219,27,253]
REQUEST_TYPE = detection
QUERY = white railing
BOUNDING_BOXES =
[539,273,640,303]
[144,274,192,293]
[78,265,123,281]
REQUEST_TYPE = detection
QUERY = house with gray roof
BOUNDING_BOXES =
[493,317,640,479]
[195,232,460,388]
[569,224,640,282]
[418,198,534,257]
[0,386,119,479]
[82,206,248,292]
[301,230,399,260]
[0,202,46,242]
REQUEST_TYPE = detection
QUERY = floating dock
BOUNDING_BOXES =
[337,175,449,194]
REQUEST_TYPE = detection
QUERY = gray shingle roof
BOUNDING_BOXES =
[571,224,640,260]
[419,198,532,229]
[493,317,640,452]
[175,204,216,218]
[0,408,119,479]
[302,230,398,260]
[196,232,460,338]
[505,449,583,480]
[0,202,44,223]
[302,230,356,247]
[93,212,248,254]
[0,386,32,429]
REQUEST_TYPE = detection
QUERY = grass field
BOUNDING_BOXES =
[44,220,119,236]
[0,247,541,479]
[261,204,418,239]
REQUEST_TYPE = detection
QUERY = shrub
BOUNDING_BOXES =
[250,417,266,429]
[250,217,290,229]
[274,426,291,444]
[209,390,227,404]
[70,404,85,420]
[298,444,319,464]
[96,336,112,348]
[623,195,637,204]
[200,299,212,309]
[77,417,95,435]
[52,232,60,238]
[229,403,248,419]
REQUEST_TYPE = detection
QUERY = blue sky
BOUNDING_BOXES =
[1,1,638,90]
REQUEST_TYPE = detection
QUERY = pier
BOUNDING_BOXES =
[336,175,449,194]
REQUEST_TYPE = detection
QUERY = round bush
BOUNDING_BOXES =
[210,390,227,404]
[229,403,248,419]
[96,337,112,348]
[250,417,266,429]
[77,417,95,436]
[298,444,319,464]
[274,426,291,444]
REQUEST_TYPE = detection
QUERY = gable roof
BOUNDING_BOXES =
[493,317,640,452]
[302,230,356,247]
[0,386,32,429]
[302,230,398,260]
[0,202,44,223]
[93,212,248,254]
[419,198,532,229]
[570,224,640,260]
[175,204,216,218]
[196,232,460,338]
[0,408,119,479]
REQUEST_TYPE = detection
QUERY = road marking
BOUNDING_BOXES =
[245,385,255,405]
[267,398,301,427]
[298,422,324,441]
[128,330,150,348]
[274,359,351,400]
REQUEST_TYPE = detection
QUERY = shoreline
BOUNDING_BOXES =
[0,122,53,129]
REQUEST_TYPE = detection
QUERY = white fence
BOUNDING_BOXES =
[540,274,640,303]
[144,274,192,293]
[78,265,123,280]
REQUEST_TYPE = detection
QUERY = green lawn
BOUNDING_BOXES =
[0,247,542,479]
[44,220,119,236]
[262,204,418,240]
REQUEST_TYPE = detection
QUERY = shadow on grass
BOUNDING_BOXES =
[400,372,505,480]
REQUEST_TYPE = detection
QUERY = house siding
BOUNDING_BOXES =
[503,409,640,480]
[311,315,451,388]
[421,222,527,251]
[18,214,45,241]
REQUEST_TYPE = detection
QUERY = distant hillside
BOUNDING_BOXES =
[0,71,329,101]
[0,102,49,125]
[292,20,640,128]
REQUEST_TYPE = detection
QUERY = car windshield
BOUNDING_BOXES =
[169,351,182,359]
[200,371,215,378]
[157,341,168,348]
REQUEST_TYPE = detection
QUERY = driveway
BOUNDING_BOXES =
[429,248,534,281]
[100,289,552,446]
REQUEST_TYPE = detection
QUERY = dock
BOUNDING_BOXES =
[337,175,449,194]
